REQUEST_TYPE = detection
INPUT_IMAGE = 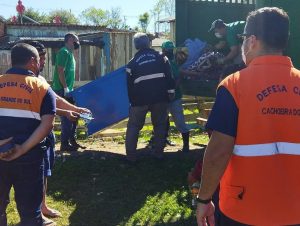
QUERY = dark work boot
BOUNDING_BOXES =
[180,132,189,153]
[70,139,86,149]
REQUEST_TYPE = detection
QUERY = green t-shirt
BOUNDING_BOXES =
[226,21,245,48]
[170,60,182,100]
[52,47,76,91]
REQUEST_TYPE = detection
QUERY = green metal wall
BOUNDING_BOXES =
[176,0,255,46]
[256,0,300,68]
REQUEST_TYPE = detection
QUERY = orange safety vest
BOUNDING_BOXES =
[0,73,49,121]
[219,56,300,225]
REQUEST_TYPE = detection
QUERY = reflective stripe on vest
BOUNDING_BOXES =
[0,108,41,120]
[233,142,300,156]
[134,73,165,84]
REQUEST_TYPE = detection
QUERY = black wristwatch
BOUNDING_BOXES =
[196,195,212,204]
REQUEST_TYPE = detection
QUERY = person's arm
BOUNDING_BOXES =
[56,108,79,121]
[58,66,67,90]
[214,40,226,50]
[196,131,234,226]
[198,131,235,199]
[126,64,134,104]
[162,55,175,98]
[56,49,69,92]
[180,69,201,77]
[1,114,54,161]
[223,45,239,63]
[55,94,90,114]
[196,86,238,226]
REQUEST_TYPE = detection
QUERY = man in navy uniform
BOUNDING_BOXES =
[0,43,56,226]
[125,33,175,162]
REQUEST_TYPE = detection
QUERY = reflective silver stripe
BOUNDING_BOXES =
[0,108,41,120]
[134,73,165,84]
[168,89,175,93]
[126,68,132,74]
[233,142,300,156]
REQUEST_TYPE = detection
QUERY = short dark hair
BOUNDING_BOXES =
[245,7,289,50]
[26,41,46,56]
[133,33,150,50]
[64,33,77,43]
[11,43,39,67]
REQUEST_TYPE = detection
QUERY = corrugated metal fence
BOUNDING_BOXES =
[0,32,136,82]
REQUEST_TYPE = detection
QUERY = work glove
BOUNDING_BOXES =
[64,87,70,96]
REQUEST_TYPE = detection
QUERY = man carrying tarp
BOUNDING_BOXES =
[125,33,175,163]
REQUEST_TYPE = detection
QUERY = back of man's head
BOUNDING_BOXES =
[26,41,46,56]
[64,33,77,43]
[133,33,150,50]
[245,7,289,51]
[11,43,39,67]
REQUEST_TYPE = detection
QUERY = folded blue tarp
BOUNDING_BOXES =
[71,66,130,135]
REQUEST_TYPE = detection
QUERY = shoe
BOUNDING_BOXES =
[60,144,78,152]
[42,208,62,218]
[42,215,56,226]
[165,139,176,146]
[70,140,87,149]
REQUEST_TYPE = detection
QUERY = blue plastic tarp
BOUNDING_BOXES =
[181,39,207,70]
[71,66,130,135]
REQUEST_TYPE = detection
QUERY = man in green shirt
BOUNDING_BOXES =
[208,19,246,74]
[52,33,80,152]
[162,41,190,152]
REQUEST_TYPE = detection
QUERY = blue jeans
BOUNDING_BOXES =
[168,99,189,134]
[0,159,44,226]
[44,131,55,177]
[55,89,77,146]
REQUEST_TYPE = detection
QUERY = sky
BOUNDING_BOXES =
[0,0,158,31]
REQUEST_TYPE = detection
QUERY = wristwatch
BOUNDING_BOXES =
[196,195,212,204]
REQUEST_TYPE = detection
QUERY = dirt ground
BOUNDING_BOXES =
[55,139,204,156]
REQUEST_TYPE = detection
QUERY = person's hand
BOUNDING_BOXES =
[64,87,70,95]
[0,137,14,159]
[1,144,27,161]
[76,107,91,114]
[196,201,215,226]
[65,111,80,121]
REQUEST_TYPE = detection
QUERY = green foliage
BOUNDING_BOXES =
[152,0,175,20]
[23,7,48,23]
[107,7,124,29]
[80,7,109,26]
[80,7,124,29]
[48,9,79,24]
[139,12,150,32]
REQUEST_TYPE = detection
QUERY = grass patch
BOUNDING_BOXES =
[7,105,209,225]
[6,148,205,225]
